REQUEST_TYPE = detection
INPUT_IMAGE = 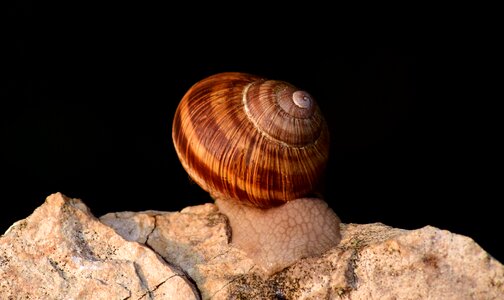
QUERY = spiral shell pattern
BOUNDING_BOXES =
[172,72,330,208]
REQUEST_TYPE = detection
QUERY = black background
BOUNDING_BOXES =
[4,3,501,262]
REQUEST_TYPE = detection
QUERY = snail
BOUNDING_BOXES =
[172,72,341,275]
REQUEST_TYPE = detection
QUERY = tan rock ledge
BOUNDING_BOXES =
[1,193,503,300]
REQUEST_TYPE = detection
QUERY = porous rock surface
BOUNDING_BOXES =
[0,193,199,299]
[2,192,503,299]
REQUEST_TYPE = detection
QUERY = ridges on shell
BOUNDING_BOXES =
[172,72,330,208]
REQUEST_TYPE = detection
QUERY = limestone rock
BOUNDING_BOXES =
[2,192,503,299]
[0,193,199,300]
[101,203,253,300]
[102,205,504,300]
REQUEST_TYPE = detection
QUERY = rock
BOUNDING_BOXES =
[102,203,504,300]
[2,193,504,299]
[101,203,253,300]
[0,193,199,300]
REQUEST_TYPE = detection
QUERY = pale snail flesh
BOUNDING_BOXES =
[172,72,341,275]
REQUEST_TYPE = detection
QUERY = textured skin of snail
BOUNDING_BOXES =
[172,72,340,275]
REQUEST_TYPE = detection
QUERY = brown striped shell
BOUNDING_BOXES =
[172,72,330,208]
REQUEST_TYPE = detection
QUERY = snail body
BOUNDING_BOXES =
[172,72,340,275]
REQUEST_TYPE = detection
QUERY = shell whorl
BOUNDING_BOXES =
[172,72,330,208]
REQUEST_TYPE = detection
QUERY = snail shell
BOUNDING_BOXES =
[172,72,330,208]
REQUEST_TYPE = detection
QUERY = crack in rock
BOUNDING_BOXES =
[209,248,231,262]
[142,215,202,299]
[209,265,255,299]
[134,262,153,299]
[145,214,158,246]
[117,282,132,300]
[137,276,170,300]
[345,250,360,291]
